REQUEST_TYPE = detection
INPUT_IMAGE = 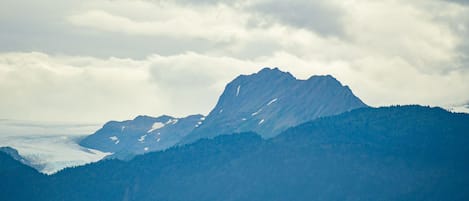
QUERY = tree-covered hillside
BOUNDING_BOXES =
[1,105,469,201]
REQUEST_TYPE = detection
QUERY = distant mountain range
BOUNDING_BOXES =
[2,106,469,201]
[79,67,367,159]
[3,68,468,201]
[79,114,204,160]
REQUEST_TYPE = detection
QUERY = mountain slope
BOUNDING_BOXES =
[0,147,36,169]
[79,114,204,159]
[4,105,469,201]
[181,67,367,144]
[0,150,45,201]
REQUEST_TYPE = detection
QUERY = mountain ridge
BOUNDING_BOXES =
[2,105,469,201]
[180,67,367,144]
[79,114,204,160]
[79,67,367,159]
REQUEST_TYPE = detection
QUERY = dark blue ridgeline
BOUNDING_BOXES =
[1,105,469,201]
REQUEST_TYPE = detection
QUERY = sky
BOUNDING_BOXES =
[1,0,469,135]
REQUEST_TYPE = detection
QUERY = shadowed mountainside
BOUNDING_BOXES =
[2,105,469,201]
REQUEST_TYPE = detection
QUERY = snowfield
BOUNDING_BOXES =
[0,134,111,174]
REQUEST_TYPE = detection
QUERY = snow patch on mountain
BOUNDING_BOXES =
[252,108,262,116]
[267,98,278,106]
[165,119,178,125]
[138,134,147,143]
[258,119,265,125]
[148,122,165,133]
[110,136,120,144]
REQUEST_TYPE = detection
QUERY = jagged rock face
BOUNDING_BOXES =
[181,67,367,144]
[79,114,204,159]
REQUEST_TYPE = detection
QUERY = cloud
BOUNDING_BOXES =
[1,50,468,131]
[0,52,159,124]
[67,3,251,42]
[145,52,258,114]
[249,0,345,36]
[0,119,100,136]
[444,0,469,5]
[0,0,234,58]
[0,51,256,126]
[0,0,468,133]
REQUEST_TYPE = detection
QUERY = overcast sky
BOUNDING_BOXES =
[1,0,468,135]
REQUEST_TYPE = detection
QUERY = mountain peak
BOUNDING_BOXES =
[303,74,349,90]
[257,67,283,74]
[80,113,205,159]
[254,67,295,79]
[306,74,335,81]
[133,115,155,121]
[233,67,295,84]
[249,69,342,88]
[133,115,172,121]
[180,67,368,144]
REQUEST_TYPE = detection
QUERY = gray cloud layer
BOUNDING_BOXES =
[445,0,469,5]
[250,0,345,36]
[0,0,468,134]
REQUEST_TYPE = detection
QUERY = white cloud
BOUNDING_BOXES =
[67,4,250,42]
[0,52,254,127]
[0,0,468,134]
[0,52,159,124]
[1,50,468,133]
